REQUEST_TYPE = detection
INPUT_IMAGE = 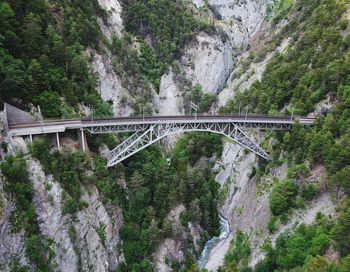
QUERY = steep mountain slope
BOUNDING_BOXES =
[213,0,350,271]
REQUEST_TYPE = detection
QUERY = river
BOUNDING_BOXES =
[197,214,231,268]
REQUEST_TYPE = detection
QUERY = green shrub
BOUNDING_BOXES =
[267,216,278,234]
[1,156,35,232]
[97,223,107,246]
[10,258,30,272]
[287,164,310,179]
[295,195,305,208]
[29,137,55,173]
[224,230,251,269]
[269,179,298,216]
[101,134,118,150]
[172,132,223,167]
[25,235,55,271]
[332,199,350,256]
[180,211,191,227]
[300,184,319,201]
[198,93,218,112]
[248,166,257,179]
[36,91,63,118]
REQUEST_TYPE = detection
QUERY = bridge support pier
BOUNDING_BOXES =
[56,132,61,150]
[79,129,87,152]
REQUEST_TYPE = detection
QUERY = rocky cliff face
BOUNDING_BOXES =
[0,177,28,271]
[154,205,186,271]
[88,0,134,117]
[205,141,336,270]
[154,70,184,115]
[208,0,270,36]
[0,137,124,271]
[179,32,235,94]
[97,0,123,39]
[164,0,272,97]
[218,37,291,107]
[89,48,133,117]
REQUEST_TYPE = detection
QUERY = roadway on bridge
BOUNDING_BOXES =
[7,114,315,138]
[9,115,315,129]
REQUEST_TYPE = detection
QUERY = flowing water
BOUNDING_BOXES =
[197,214,231,268]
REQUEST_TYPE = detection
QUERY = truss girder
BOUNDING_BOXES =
[85,123,148,134]
[85,121,293,135]
[107,122,268,167]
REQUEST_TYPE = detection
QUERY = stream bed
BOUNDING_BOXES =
[197,214,231,268]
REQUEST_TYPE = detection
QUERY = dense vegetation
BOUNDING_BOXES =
[110,33,167,95]
[0,0,111,117]
[0,0,214,107]
[255,208,350,272]
[190,84,218,113]
[222,231,251,272]
[115,132,223,271]
[268,177,318,229]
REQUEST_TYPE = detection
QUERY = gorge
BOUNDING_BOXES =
[1,0,350,271]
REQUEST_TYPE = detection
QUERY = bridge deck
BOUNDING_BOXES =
[8,115,315,137]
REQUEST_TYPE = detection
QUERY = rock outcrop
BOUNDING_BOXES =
[155,70,184,115]
[97,0,123,39]
[172,0,271,100]
[154,205,186,272]
[28,158,78,271]
[28,157,124,272]
[89,49,133,116]
[180,33,235,94]
[218,37,291,107]
[208,0,271,36]
[0,176,28,271]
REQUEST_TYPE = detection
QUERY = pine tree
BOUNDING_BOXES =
[27,59,50,96]
[332,200,350,256]
[21,12,43,59]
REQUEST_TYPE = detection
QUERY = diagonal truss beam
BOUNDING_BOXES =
[107,128,151,163]
[107,122,268,167]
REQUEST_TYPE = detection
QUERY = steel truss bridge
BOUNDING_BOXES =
[6,112,315,167]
